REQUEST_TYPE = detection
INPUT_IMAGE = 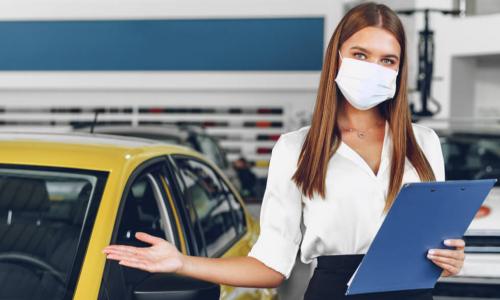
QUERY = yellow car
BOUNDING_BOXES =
[0,132,277,300]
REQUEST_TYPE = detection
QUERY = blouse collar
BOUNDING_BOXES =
[336,119,391,180]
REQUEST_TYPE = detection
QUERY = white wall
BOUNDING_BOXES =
[0,0,499,155]
[448,53,500,120]
[465,0,500,16]
[0,0,346,176]
[431,11,500,129]
[376,0,500,129]
[0,0,344,134]
[474,55,500,118]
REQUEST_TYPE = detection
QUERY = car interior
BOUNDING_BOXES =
[0,172,94,300]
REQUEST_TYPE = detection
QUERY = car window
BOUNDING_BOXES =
[0,165,106,300]
[173,156,239,257]
[220,180,247,236]
[441,135,500,186]
[116,175,167,245]
[100,162,178,300]
[189,134,228,170]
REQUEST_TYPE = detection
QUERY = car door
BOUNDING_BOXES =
[168,154,274,299]
[98,159,179,300]
[98,158,220,300]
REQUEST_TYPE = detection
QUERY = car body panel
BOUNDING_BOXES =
[0,132,275,300]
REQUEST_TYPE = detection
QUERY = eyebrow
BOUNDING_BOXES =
[349,46,400,60]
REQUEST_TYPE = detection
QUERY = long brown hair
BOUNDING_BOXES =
[291,2,436,213]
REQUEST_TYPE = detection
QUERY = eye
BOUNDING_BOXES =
[381,58,395,65]
[353,52,367,60]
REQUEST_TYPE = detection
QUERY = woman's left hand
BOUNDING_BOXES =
[427,239,465,277]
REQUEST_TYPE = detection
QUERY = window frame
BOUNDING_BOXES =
[162,156,200,257]
[0,163,108,300]
[168,154,247,258]
[98,157,180,299]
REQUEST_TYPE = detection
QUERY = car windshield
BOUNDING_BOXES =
[440,133,500,186]
[192,134,228,170]
[0,165,107,300]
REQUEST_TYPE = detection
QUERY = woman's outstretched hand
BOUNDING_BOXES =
[427,238,466,277]
[102,232,185,273]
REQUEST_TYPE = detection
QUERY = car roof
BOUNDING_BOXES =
[0,132,204,172]
[435,127,500,137]
[76,124,205,137]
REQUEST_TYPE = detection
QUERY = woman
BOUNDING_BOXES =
[103,2,466,299]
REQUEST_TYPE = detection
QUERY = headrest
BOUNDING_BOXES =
[0,177,50,212]
[71,183,93,225]
[137,182,159,216]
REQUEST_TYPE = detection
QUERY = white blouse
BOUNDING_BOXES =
[247,120,446,280]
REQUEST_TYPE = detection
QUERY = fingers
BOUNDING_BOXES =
[118,259,152,272]
[135,232,164,246]
[103,244,145,256]
[444,239,465,250]
[106,252,143,264]
[102,232,165,256]
[427,244,465,277]
[104,248,155,272]
[428,248,465,261]
[427,252,462,266]
[430,258,461,276]
[104,247,146,263]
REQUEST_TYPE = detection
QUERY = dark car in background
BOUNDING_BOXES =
[433,126,500,298]
[76,125,242,195]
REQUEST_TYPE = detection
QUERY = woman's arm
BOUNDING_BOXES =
[104,135,302,288]
[103,232,285,289]
[179,254,285,288]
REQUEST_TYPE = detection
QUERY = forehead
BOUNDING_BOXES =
[341,26,401,56]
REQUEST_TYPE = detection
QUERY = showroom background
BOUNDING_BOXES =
[0,0,499,299]
[0,0,499,176]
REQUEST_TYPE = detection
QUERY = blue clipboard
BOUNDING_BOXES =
[346,178,497,295]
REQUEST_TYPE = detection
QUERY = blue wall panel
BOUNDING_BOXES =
[0,18,324,71]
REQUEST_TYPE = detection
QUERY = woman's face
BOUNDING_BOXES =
[339,26,401,72]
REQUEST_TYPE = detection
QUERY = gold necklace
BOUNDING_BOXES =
[338,120,385,139]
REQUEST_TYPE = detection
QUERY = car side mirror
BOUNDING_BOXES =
[133,273,220,300]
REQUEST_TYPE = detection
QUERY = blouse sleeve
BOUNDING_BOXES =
[428,128,446,182]
[247,134,303,280]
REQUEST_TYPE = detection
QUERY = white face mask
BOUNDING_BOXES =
[335,51,399,110]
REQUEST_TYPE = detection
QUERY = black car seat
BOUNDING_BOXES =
[0,177,52,258]
[136,179,163,234]
[0,176,61,299]
[48,183,93,280]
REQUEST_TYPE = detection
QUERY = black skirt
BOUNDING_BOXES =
[303,254,434,300]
